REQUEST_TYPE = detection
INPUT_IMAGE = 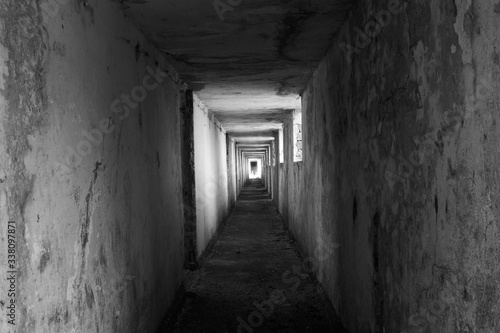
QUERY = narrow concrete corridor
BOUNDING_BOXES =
[1,0,500,332]
[169,179,344,333]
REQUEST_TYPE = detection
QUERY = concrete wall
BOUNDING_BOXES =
[180,90,197,269]
[280,113,304,235]
[283,0,500,332]
[0,1,185,332]
[272,132,280,207]
[278,163,284,215]
[262,148,271,194]
[235,146,245,198]
[193,95,229,257]
[226,136,237,210]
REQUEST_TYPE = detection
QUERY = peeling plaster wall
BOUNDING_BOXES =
[193,95,229,258]
[0,1,185,332]
[285,0,500,332]
[280,112,304,236]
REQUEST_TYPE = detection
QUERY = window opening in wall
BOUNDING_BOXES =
[279,128,284,163]
[293,109,302,162]
[249,159,262,179]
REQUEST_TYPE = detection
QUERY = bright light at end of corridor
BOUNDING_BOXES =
[249,159,262,179]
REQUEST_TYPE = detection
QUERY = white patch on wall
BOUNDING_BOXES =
[453,0,473,65]
[293,109,303,162]
[0,34,9,91]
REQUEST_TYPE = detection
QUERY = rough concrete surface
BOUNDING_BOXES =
[1,0,499,332]
[0,0,185,331]
[280,0,500,331]
[169,179,345,333]
[227,136,238,211]
[119,0,356,137]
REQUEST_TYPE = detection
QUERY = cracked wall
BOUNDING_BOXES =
[284,0,500,331]
[0,0,184,332]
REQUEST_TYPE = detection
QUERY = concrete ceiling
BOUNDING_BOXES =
[120,0,354,136]
[230,131,276,142]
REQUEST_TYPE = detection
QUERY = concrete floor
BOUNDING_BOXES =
[169,179,345,332]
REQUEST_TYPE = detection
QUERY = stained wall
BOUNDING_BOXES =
[283,0,500,331]
[0,0,186,332]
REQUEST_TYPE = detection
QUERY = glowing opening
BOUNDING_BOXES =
[293,109,302,162]
[249,159,262,179]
